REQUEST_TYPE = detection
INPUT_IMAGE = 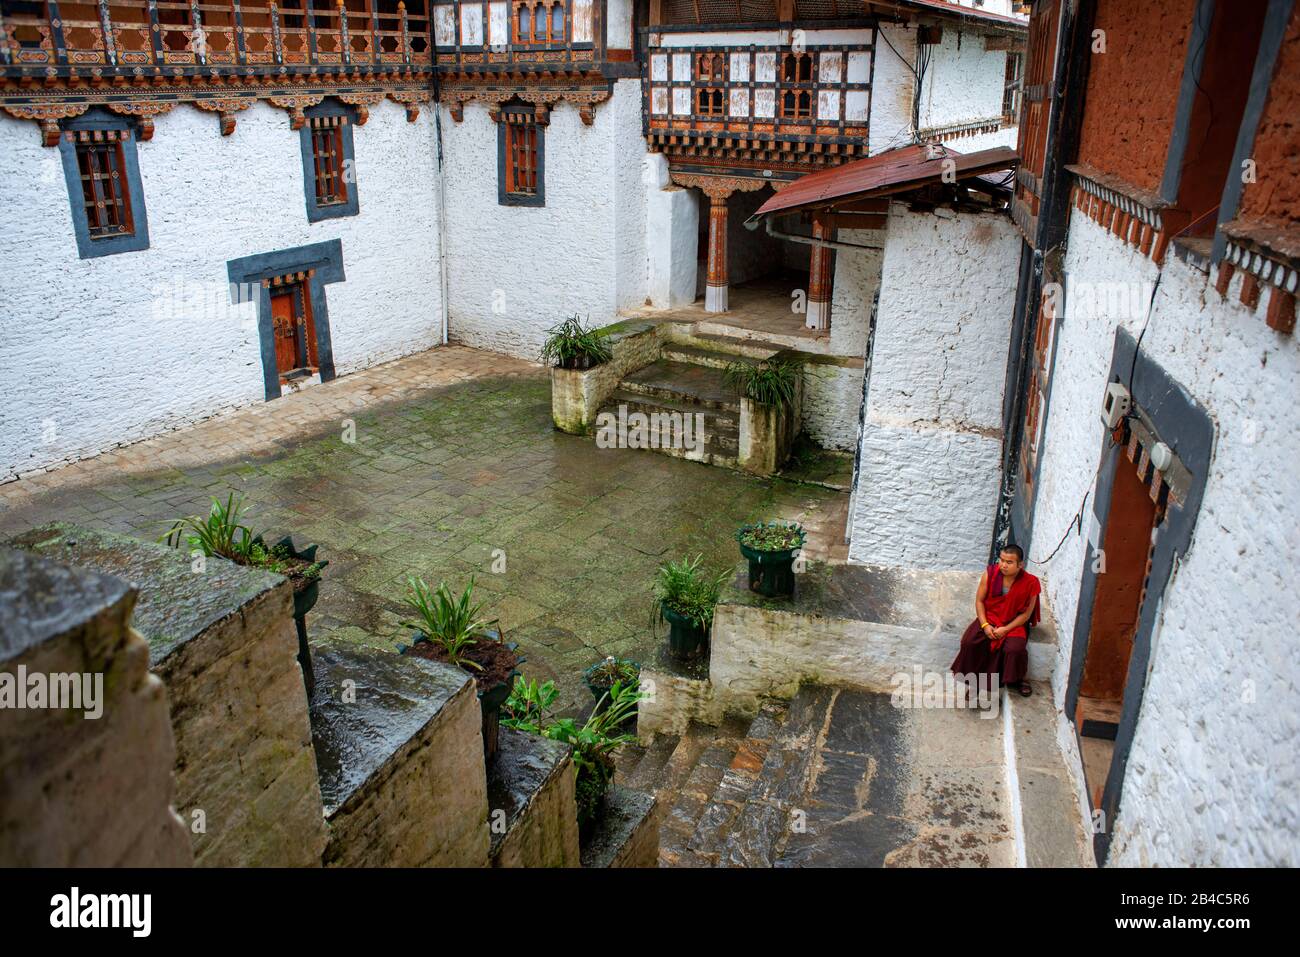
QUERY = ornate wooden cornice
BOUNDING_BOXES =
[104,100,175,141]
[193,98,256,137]
[268,94,326,130]
[1,102,88,146]
[386,90,430,122]
[337,92,386,126]
[440,83,611,126]
[669,172,769,201]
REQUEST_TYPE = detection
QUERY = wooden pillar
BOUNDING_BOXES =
[806,215,835,331]
[706,192,730,313]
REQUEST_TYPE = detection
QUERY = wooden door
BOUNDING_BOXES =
[271,287,300,377]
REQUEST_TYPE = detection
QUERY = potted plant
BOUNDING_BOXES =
[503,675,642,841]
[736,521,806,599]
[399,576,520,763]
[723,356,800,406]
[540,315,613,370]
[164,493,327,691]
[583,656,641,719]
[652,554,728,659]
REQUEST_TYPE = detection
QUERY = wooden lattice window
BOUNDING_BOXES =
[780,90,812,119]
[513,1,564,45]
[503,110,541,200]
[1003,51,1023,124]
[310,116,348,206]
[74,132,133,239]
[781,52,812,82]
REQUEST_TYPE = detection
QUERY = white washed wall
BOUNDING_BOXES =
[848,205,1020,569]
[918,30,1009,132]
[1031,213,1300,866]
[440,79,648,360]
[0,100,442,481]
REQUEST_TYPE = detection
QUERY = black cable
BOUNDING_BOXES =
[877,25,920,81]
[1125,272,1162,413]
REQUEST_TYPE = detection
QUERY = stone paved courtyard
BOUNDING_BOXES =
[0,345,847,713]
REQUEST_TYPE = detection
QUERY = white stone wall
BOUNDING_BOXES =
[802,364,865,451]
[829,228,885,358]
[848,204,1020,569]
[0,99,443,482]
[869,24,920,155]
[441,79,649,361]
[918,30,1009,132]
[1031,213,1300,866]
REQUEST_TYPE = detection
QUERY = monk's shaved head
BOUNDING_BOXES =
[1000,544,1025,563]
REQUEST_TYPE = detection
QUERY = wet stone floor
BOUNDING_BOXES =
[0,354,845,714]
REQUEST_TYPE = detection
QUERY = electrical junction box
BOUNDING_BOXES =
[1102,382,1131,429]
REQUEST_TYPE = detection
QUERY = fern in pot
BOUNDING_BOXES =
[540,315,613,371]
[652,554,729,660]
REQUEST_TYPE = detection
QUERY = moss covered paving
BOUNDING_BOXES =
[0,371,843,714]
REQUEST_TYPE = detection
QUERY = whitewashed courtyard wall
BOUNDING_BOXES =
[440,79,649,361]
[0,100,443,482]
[848,204,1020,569]
[1030,213,1300,866]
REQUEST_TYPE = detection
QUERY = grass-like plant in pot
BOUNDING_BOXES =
[399,576,521,763]
[653,554,729,659]
[583,656,641,719]
[736,521,807,599]
[540,315,614,370]
[503,676,642,841]
[723,356,801,406]
[163,493,327,691]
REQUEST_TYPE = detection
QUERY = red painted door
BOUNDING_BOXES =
[271,288,300,377]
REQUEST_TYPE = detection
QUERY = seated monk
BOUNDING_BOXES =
[951,544,1041,697]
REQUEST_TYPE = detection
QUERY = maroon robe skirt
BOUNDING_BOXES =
[951,619,1029,686]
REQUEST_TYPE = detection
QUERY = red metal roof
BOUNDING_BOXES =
[746,144,1019,224]
[892,0,1030,30]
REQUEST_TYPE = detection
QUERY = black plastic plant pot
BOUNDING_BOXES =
[738,541,799,599]
[583,658,641,705]
[661,602,709,659]
[273,536,328,695]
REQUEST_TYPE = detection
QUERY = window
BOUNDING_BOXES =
[1003,52,1023,124]
[497,104,545,206]
[781,90,812,120]
[696,52,725,116]
[513,1,564,45]
[58,109,150,259]
[299,100,359,221]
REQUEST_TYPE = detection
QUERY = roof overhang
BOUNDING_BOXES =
[745,144,1020,226]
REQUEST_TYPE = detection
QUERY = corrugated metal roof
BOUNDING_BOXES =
[746,144,1019,224]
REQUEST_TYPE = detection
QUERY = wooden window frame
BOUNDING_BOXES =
[497,103,545,207]
[512,1,566,47]
[57,108,150,259]
[299,100,360,221]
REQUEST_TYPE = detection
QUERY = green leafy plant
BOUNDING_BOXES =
[505,678,644,824]
[737,521,807,553]
[723,357,801,406]
[162,493,262,562]
[653,554,729,630]
[585,656,639,691]
[540,315,614,370]
[402,576,491,670]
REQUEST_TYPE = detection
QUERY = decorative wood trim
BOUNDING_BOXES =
[104,100,175,141]
[1217,219,1300,335]
[338,91,385,125]
[669,172,767,201]
[269,94,326,130]
[193,97,255,136]
[2,102,89,145]
[387,89,430,122]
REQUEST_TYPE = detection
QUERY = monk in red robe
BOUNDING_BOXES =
[951,544,1041,697]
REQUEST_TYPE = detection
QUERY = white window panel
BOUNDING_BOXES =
[729,52,750,82]
[433,5,456,47]
[572,0,594,43]
[652,88,669,115]
[818,52,842,84]
[672,53,692,81]
[754,88,775,118]
[729,88,750,117]
[818,90,841,121]
[488,2,508,49]
[460,3,483,46]
[673,88,692,115]
[651,53,668,82]
[847,50,871,83]
[755,52,776,83]
[846,89,869,121]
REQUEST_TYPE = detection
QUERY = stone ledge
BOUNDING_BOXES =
[580,785,660,868]
[487,727,581,867]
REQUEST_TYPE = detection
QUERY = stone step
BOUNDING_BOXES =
[619,359,741,412]
[661,343,765,371]
[657,716,756,867]
[622,732,679,793]
[600,390,740,467]
[613,742,647,788]
[674,330,788,360]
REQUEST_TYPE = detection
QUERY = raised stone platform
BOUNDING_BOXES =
[310,640,489,867]
[711,560,1058,715]
[579,785,661,868]
[0,547,192,867]
[488,727,581,867]
[10,523,327,867]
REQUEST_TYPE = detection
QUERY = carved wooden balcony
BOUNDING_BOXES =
[0,1,433,84]
[431,0,626,78]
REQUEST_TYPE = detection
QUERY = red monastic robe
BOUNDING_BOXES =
[951,565,1041,685]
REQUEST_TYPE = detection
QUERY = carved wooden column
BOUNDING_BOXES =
[706,192,730,313]
[806,214,835,332]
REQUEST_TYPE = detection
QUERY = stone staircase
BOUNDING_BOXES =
[618,684,1028,868]
[598,330,797,473]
